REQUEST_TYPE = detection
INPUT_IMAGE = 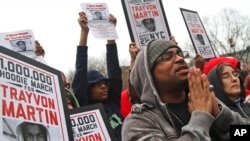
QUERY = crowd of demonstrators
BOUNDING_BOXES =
[71,12,123,141]
[207,63,250,119]
[121,38,250,141]
[7,9,250,141]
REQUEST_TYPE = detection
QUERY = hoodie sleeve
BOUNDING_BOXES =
[212,101,250,140]
[72,46,88,106]
[106,43,122,107]
[122,110,214,141]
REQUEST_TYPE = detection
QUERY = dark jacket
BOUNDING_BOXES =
[72,44,123,141]
[207,64,250,119]
[122,45,250,141]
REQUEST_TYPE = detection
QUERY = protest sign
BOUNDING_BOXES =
[69,103,115,141]
[0,29,47,64]
[0,29,37,58]
[0,46,73,141]
[121,0,171,48]
[180,8,216,59]
[80,3,118,40]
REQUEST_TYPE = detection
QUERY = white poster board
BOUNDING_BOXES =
[80,3,118,40]
[69,104,115,141]
[121,0,171,48]
[0,46,73,141]
[180,8,216,59]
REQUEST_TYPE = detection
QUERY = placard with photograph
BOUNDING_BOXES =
[69,103,115,141]
[121,0,171,48]
[0,46,73,141]
[80,3,118,40]
[0,29,37,59]
[180,8,216,59]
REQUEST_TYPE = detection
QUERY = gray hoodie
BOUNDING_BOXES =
[122,39,250,141]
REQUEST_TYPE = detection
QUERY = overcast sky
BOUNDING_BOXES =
[0,0,249,74]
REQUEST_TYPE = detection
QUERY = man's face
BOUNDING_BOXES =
[144,19,155,32]
[22,124,47,141]
[95,12,102,19]
[16,41,26,51]
[152,48,189,87]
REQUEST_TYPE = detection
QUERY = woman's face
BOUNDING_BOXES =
[220,65,241,97]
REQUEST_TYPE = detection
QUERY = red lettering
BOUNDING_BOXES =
[1,84,8,97]
[2,100,58,125]
[10,87,18,100]
[76,133,102,141]
[19,90,27,102]
[16,103,27,119]
[27,105,36,121]
[2,100,15,116]
[46,110,58,125]
[36,107,44,122]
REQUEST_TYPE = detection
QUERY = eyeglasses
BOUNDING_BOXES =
[221,71,240,80]
[156,50,184,63]
[91,80,109,88]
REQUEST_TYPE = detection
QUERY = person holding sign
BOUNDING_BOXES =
[72,12,123,141]
[122,39,250,141]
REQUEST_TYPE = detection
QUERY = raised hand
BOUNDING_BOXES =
[109,14,117,27]
[194,54,205,73]
[188,67,213,114]
[78,12,89,32]
[35,40,45,57]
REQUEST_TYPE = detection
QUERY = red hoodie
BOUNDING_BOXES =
[120,89,132,118]
[203,57,241,75]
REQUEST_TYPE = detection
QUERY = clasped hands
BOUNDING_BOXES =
[188,67,220,117]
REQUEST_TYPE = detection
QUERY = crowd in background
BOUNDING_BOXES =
[10,10,250,141]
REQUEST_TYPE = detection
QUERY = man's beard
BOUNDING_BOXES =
[165,78,188,93]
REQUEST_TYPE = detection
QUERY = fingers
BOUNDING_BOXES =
[201,74,211,95]
[79,12,84,16]
[129,42,140,59]
[188,67,213,114]
[170,35,178,45]
[109,14,117,26]
[129,42,136,48]
[188,68,203,98]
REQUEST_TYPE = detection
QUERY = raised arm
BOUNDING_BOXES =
[106,14,122,105]
[71,12,89,106]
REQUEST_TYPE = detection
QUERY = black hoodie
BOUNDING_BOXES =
[207,63,250,119]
